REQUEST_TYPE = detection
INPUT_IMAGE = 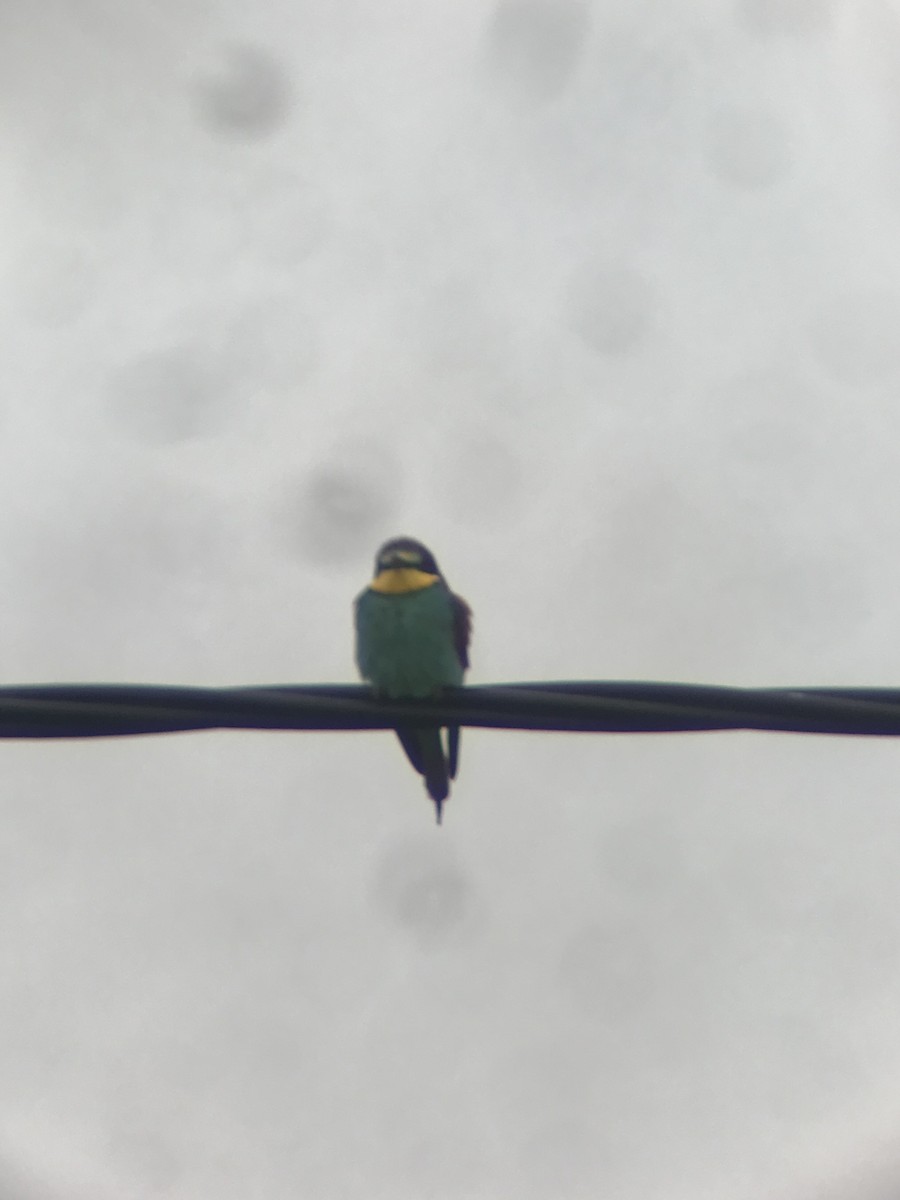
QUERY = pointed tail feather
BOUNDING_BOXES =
[395,726,427,774]
[447,725,461,779]
[393,726,451,822]
[419,728,450,821]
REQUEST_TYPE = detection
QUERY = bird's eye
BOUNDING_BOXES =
[376,545,427,571]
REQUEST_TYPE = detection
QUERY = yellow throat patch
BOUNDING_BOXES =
[370,568,440,594]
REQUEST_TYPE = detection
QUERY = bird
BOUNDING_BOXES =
[354,537,472,823]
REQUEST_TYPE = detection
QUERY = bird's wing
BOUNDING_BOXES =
[451,592,472,671]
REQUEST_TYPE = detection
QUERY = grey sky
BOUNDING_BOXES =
[1,1,900,1196]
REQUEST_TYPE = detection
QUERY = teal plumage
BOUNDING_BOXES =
[355,585,464,697]
[354,538,471,823]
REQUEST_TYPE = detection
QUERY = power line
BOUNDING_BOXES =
[1,681,900,738]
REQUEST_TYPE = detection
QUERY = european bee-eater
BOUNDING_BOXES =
[354,537,472,823]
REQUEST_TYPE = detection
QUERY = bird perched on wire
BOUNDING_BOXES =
[354,537,472,823]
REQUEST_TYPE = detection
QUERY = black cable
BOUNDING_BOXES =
[1,681,900,738]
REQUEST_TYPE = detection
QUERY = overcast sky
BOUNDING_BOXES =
[2,1,900,1197]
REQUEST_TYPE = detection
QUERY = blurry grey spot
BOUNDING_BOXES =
[811,290,900,387]
[443,430,522,525]
[283,446,397,566]
[193,45,294,140]
[373,838,477,946]
[486,0,590,101]
[558,920,659,1021]
[235,170,328,266]
[566,262,655,356]
[108,346,232,444]
[11,241,97,326]
[705,106,792,189]
[739,0,833,37]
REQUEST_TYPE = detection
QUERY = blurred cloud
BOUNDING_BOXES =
[485,0,590,101]
[191,44,296,141]
[279,438,401,567]
[566,260,658,356]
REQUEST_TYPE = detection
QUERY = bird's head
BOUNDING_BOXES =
[375,537,440,575]
[370,537,442,594]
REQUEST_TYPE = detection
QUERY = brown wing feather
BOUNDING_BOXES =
[450,592,472,671]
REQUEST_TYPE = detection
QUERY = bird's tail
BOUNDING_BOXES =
[395,726,450,823]
[447,725,461,779]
